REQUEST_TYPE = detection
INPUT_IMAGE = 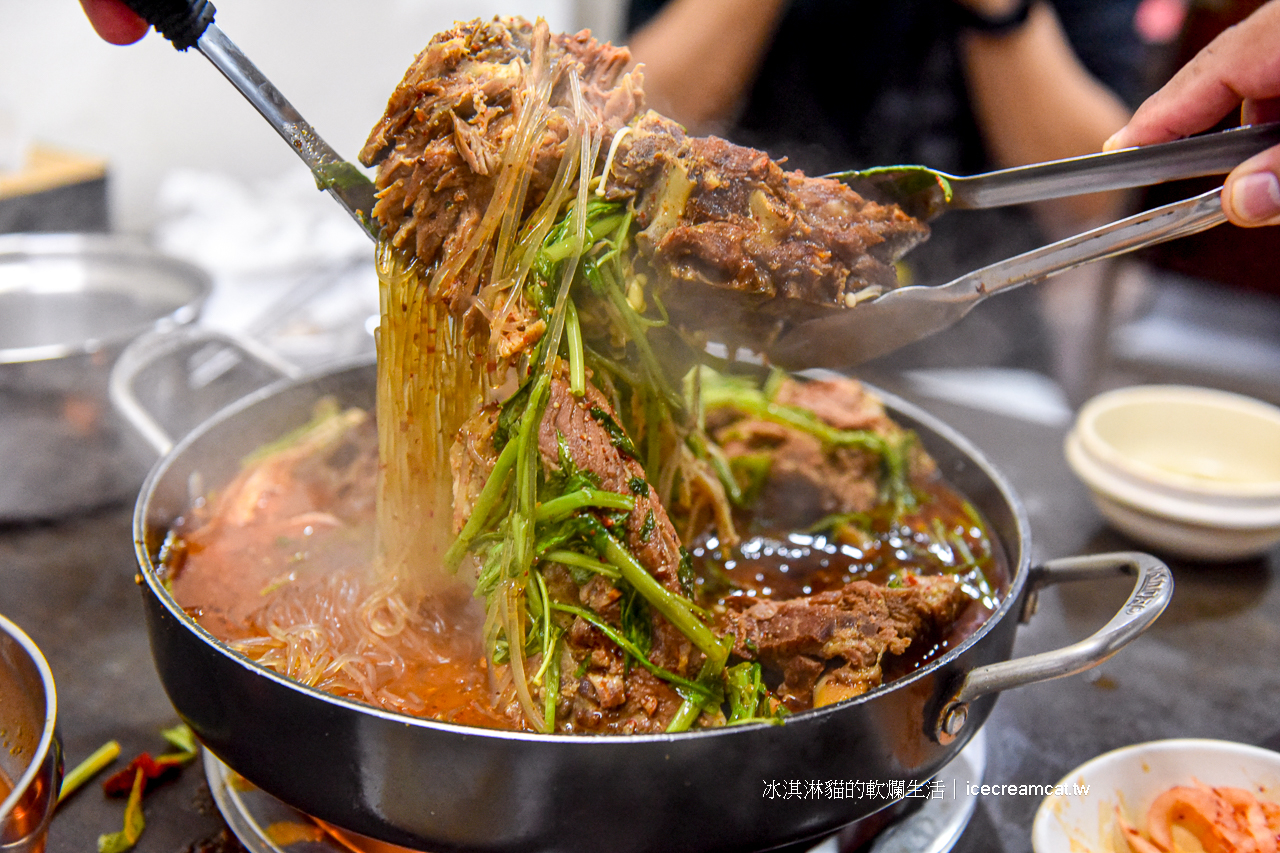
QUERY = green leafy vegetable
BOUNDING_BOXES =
[97,767,145,853]
[58,740,121,804]
[639,509,655,543]
[589,405,640,460]
[726,661,786,725]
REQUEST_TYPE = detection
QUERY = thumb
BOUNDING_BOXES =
[1223,147,1280,227]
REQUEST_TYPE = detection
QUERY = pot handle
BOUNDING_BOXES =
[110,324,302,457]
[933,551,1171,743]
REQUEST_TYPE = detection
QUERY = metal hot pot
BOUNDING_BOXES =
[0,232,210,520]
[115,329,1172,853]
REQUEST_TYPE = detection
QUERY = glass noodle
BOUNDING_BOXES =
[370,31,598,708]
[161,18,1003,739]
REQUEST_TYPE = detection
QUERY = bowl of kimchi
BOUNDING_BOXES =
[1032,738,1280,853]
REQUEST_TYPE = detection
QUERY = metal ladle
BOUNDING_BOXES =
[119,0,378,238]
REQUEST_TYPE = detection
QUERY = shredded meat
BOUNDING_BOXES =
[359,17,642,293]
[360,16,927,345]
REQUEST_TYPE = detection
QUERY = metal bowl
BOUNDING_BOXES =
[0,613,61,853]
[0,232,211,520]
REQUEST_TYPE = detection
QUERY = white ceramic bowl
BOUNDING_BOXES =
[1031,739,1280,853]
[1065,384,1280,560]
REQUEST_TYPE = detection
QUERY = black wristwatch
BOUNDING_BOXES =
[952,0,1036,35]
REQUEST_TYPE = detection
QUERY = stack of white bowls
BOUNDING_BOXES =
[1066,384,1280,561]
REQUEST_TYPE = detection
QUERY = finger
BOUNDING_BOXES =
[1242,95,1280,126]
[1106,1,1280,150]
[79,0,149,45]
[1223,146,1280,227]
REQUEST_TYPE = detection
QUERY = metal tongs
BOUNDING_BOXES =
[124,1,1277,371]
[768,123,1280,369]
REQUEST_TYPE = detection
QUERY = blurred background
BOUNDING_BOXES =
[0,0,616,233]
[1,0,1277,408]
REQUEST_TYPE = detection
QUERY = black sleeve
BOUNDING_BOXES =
[1049,0,1147,106]
[625,0,672,35]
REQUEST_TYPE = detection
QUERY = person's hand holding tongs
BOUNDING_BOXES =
[761,119,1278,370]
[767,0,1280,370]
[1106,0,1280,230]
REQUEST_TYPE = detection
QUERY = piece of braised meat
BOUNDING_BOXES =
[359,16,927,345]
[450,373,697,733]
[359,17,642,309]
[710,375,935,528]
[606,112,928,345]
[720,574,968,710]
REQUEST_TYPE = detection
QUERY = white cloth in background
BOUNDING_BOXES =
[153,168,379,368]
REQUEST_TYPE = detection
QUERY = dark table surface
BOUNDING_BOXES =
[3,369,1277,853]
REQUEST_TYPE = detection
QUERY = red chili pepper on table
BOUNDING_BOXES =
[101,751,191,796]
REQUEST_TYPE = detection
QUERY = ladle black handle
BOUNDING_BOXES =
[115,0,380,236]
[119,0,216,50]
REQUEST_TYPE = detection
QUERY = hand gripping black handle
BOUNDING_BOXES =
[120,0,216,50]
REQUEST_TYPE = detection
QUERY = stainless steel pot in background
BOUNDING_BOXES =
[0,233,210,520]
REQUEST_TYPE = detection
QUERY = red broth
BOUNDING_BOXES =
[164,413,1005,729]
